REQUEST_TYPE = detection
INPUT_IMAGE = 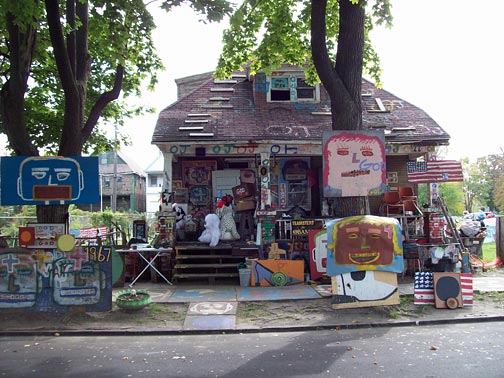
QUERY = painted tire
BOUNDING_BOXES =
[271,271,288,286]
[115,289,152,311]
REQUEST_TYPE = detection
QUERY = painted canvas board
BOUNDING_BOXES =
[326,215,404,276]
[322,130,386,197]
[331,270,399,309]
[251,260,304,287]
[1,156,99,205]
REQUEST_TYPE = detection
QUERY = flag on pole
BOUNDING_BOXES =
[407,160,463,184]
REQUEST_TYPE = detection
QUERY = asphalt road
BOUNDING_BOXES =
[1,322,502,378]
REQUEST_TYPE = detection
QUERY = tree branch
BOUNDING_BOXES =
[1,12,38,155]
[82,64,124,140]
[45,0,78,98]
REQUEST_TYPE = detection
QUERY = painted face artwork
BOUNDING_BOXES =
[334,219,395,266]
[17,156,84,202]
[323,131,387,197]
[326,215,404,275]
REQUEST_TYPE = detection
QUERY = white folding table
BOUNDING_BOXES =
[117,247,173,287]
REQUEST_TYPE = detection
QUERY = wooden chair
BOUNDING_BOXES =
[403,199,422,217]
[381,191,404,216]
[398,186,417,201]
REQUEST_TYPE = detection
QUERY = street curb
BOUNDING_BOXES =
[2,315,503,337]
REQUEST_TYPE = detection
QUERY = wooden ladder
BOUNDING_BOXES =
[438,196,471,273]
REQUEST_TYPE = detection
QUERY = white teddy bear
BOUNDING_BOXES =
[198,213,221,247]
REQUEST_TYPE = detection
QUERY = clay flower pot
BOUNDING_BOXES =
[115,288,152,311]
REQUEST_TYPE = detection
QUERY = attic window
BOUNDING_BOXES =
[267,74,319,102]
[367,98,390,113]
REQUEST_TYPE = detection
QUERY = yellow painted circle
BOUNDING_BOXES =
[57,234,75,252]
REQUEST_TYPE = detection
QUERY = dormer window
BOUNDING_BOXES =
[267,74,319,102]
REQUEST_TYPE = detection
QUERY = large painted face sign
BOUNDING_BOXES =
[326,215,404,275]
[322,130,387,197]
[1,156,99,205]
[18,157,83,201]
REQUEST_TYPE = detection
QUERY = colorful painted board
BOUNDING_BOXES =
[326,215,404,275]
[0,156,99,205]
[308,229,327,281]
[27,223,66,249]
[331,271,399,309]
[0,246,112,312]
[414,272,473,306]
[182,160,217,186]
[322,130,387,197]
[251,260,304,287]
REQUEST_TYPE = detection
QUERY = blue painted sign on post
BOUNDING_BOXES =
[0,156,99,205]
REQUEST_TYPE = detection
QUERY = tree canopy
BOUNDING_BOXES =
[0,0,234,157]
[215,0,392,216]
[0,0,234,222]
[215,0,392,88]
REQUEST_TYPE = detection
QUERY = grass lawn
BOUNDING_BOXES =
[482,241,497,262]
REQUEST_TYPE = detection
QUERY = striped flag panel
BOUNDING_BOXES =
[407,160,464,184]
[414,272,473,306]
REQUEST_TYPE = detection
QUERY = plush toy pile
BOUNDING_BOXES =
[198,213,221,247]
[216,194,240,241]
[172,203,186,240]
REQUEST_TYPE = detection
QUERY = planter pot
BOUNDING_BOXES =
[115,289,152,311]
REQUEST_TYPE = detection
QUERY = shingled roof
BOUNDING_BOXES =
[152,70,450,150]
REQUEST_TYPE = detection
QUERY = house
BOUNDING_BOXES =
[81,151,146,213]
[144,152,164,217]
[151,65,450,221]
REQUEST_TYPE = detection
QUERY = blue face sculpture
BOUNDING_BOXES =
[17,157,84,203]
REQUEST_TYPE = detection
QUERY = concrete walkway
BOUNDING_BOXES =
[1,270,503,336]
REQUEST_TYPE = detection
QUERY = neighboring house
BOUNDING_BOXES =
[151,64,451,225]
[80,151,146,213]
[144,152,164,217]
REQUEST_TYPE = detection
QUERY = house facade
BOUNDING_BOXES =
[151,65,450,225]
[144,152,164,218]
[85,151,147,213]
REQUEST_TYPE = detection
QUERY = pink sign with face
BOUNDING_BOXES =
[323,131,387,197]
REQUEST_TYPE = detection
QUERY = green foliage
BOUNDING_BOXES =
[464,154,504,212]
[482,241,496,263]
[1,0,233,156]
[0,0,164,155]
[215,0,392,85]
[160,0,235,23]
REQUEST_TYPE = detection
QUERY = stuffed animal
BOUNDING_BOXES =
[216,195,240,241]
[172,203,186,240]
[198,213,221,247]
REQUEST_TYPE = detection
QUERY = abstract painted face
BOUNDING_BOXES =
[323,131,386,197]
[17,157,84,202]
[334,220,395,266]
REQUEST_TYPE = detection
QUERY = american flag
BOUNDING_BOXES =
[79,226,107,239]
[414,272,473,306]
[407,160,464,184]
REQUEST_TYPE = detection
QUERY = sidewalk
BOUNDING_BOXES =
[1,270,503,336]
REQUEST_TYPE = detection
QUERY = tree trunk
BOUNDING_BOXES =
[311,0,367,217]
[0,13,39,156]
[311,0,364,132]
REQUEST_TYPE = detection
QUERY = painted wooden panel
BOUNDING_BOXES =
[331,271,399,309]
[322,131,386,197]
[251,260,304,287]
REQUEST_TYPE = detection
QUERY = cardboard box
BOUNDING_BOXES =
[235,198,256,212]
[232,183,256,200]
